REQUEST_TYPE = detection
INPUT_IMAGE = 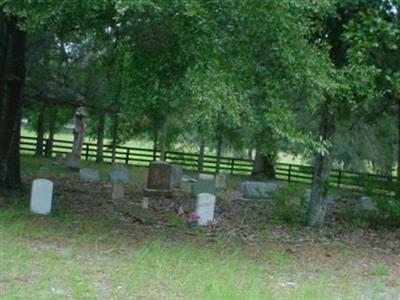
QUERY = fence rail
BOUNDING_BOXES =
[20,136,397,196]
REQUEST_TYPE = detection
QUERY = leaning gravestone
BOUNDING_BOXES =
[109,171,129,183]
[215,173,226,190]
[195,193,216,226]
[170,164,183,188]
[191,180,215,198]
[79,168,100,182]
[199,173,214,181]
[240,181,278,200]
[30,179,53,215]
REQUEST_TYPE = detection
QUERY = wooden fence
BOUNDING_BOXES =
[20,136,397,196]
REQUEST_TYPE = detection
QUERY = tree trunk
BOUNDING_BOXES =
[96,113,105,163]
[252,150,276,179]
[160,120,168,161]
[198,137,205,172]
[397,99,400,197]
[71,106,86,160]
[0,16,26,189]
[153,128,158,161]
[111,114,118,163]
[45,108,57,157]
[215,134,222,173]
[307,99,336,227]
[35,109,45,156]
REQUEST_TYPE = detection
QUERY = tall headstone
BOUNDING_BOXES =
[195,193,216,226]
[79,168,100,182]
[170,165,183,188]
[215,173,226,190]
[240,181,278,200]
[191,180,215,198]
[30,179,53,215]
[147,161,171,190]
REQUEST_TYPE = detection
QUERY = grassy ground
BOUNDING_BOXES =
[0,156,399,299]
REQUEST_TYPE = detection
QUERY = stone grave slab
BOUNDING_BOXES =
[170,164,183,188]
[191,180,215,198]
[65,154,80,171]
[79,168,100,182]
[109,171,129,183]
[111,181,124,200]
[30,179,53,215]
[199,173,214,181]
[195,193,216,226]
[215,173,226,190]
[240,181,278,200]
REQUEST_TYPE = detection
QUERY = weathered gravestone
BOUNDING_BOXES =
[147,161,171,190]
[79,168,100,182]
[191,180,216,198]
[111,181,125,200]
[37,167,50,178]
[240,181,278,200]
[199,173,214,181]
[109,171,129,183]
[170,164,183,188]
[355,196,377,212]
[181,177,196,194]
[195,193,216,226]
[215,173,226,190]
[30,179,53,215]
[65,154,80,171]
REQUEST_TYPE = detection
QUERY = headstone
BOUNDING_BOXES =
[30,179,53,215]
[181,178,196,194]
[170,165,183,188]
[355,196,377,212]
[37,167,50,178]
[240,181,278,200]
[141,197,149,209]
[191,180,215,198]
[195,193,216,226]
[147,161,171,190]
[65,154,80,171]
[199,173,214,181]
[111,163,128,173]
[111,181,124,200]
[215,173,226,190]
[79,168,100,182]
[109,171,129,183]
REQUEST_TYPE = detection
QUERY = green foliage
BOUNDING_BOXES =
[271,185,307,225]
[368,264,390,276]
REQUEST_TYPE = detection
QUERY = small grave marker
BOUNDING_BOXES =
[215,173,226,190]
[195,193,216,226]
[79,168,100,182]
[30,179,53,215]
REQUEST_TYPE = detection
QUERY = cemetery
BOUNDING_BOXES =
[1,1,400,299]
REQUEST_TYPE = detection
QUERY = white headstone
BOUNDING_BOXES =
[141,197,149,209]
[195,193,216,226]
[199,173,214,181]
[30,179,53,215]
[215,173,226,190]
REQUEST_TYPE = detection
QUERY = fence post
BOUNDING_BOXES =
[85,144,89,161]
[337,170,342,187]
[153,148,157,161]
[125,148,130,164]
[288,164,292,182]
[230,159,235,175]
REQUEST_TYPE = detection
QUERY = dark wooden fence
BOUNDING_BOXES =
[20,136,397,196]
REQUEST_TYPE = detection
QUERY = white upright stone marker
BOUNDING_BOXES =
[30,179,53,215]
[195,193,216,226]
